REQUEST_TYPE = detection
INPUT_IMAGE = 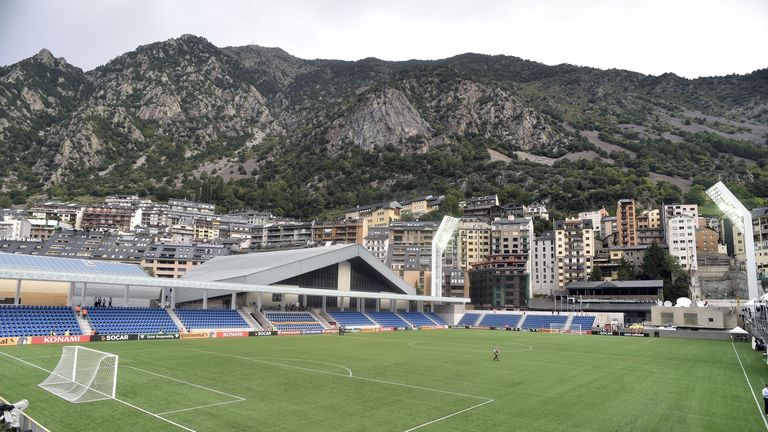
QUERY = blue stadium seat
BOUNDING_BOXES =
[570,316,596,329]
[478,314,522,328]
[367,312,411,329]
[401,312,437,327]
[0,305,82,337]
[457,313,482,326]
[424,312,448,325]
[520,314,568,330]
[264,311,323,331]
[175,308,250,330]
[87,307,179,334]
[327,311,377,327]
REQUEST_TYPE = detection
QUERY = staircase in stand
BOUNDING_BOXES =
[75,310,92,335]
[238,307,263,330]
[165,308,186,333]
[564,313,575,330]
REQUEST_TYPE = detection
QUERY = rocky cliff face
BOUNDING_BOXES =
[0,34,765,215]
[327,87,434,152]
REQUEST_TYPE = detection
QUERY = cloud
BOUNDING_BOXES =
[0,0,765,77]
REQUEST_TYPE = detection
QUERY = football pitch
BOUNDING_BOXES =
[1,330,766,432]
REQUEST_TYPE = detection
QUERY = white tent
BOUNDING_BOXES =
[729,326,748,334]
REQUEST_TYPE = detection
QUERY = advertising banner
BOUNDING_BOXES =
[139,333,181,340]
[379,327,394,332]
[278,330,301,336]
[216,331,249,338]
[90,334,139,342]
[302,330,323,335]
[181,332,216,339]
[0,337,25,346]
[253,331,277,337]
[30,335,90,345]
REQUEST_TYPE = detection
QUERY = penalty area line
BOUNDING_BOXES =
[731,342,768,431]
[402,398,495,432]
[0,350,198,432]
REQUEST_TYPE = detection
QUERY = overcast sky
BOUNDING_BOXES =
[1,0,766,78]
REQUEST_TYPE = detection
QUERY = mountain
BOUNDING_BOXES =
[1,35,766,217]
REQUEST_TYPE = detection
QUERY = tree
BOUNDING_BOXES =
[589,266,604,281]
[640,242,666,279]
[616,259,636,281]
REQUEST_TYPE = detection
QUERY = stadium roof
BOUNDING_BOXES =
[0,247,468,304]
[0,252,148,277]
[183,244,414,294]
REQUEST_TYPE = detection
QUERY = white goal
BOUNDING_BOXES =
[549,324,582,334]
[38,346,118,403]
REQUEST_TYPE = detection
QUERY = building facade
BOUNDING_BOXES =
[555,218,595,289]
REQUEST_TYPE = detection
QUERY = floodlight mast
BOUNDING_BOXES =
[431,216,460,298]
[706,181,758,299]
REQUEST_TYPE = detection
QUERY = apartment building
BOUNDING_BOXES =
[79,206,142,232]
[666,213,698,271]
[578,208,609,237]
[637,209,661,229]
[752,207,768,278]
[532,231,557,296]
[616,199,637,246]
[363,227,390,263]
[312,219,368,245]
[555,218,595,289]
[29,202,83,225]
[457,219,492,271]
[346,201,401,228]
[387,221,436,291]
[469,255,530,309]
[399,195,443,218]
[142,243,229,278]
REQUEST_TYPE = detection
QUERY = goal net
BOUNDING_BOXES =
[38,346,118,403]
[549,324,582,334]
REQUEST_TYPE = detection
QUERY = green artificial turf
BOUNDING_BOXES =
[0,330,766,432]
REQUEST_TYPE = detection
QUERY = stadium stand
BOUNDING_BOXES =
[368,312,412,329]
[264,311,323,331]
[570,316,596,329]
[175,309,250,330]
[87,307,179,334]
[520,314,567,330]
[457,313,482,326]
[424,312,448,325]
[400,312,437,327]
[327,311,377,327]
[478,314,522,328]
[0,305,82,337]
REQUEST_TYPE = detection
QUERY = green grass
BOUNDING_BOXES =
[0,330,766,432]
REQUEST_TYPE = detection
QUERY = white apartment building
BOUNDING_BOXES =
[532,231,557,296]
[579,208,608,238]
[665,214,698,271]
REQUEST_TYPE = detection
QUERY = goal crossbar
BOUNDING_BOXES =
[549,323,582,334]
[38,346,118,403]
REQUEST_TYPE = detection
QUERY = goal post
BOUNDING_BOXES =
[39,346,118,403]
[549,323,582,334]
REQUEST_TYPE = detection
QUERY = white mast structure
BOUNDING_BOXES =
[706,181,758,299]
[431,216,460,298]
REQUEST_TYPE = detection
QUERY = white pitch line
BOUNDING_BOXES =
[184,348,353,378]
[0,351,197,432]
[156,399,245,416]
[402,398,495,432]
[123,365,245,401]
[185,347,495,429]
[731,342,768,430]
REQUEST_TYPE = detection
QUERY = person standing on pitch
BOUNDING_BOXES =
[493,346,500,361]
[763,384,768,415]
